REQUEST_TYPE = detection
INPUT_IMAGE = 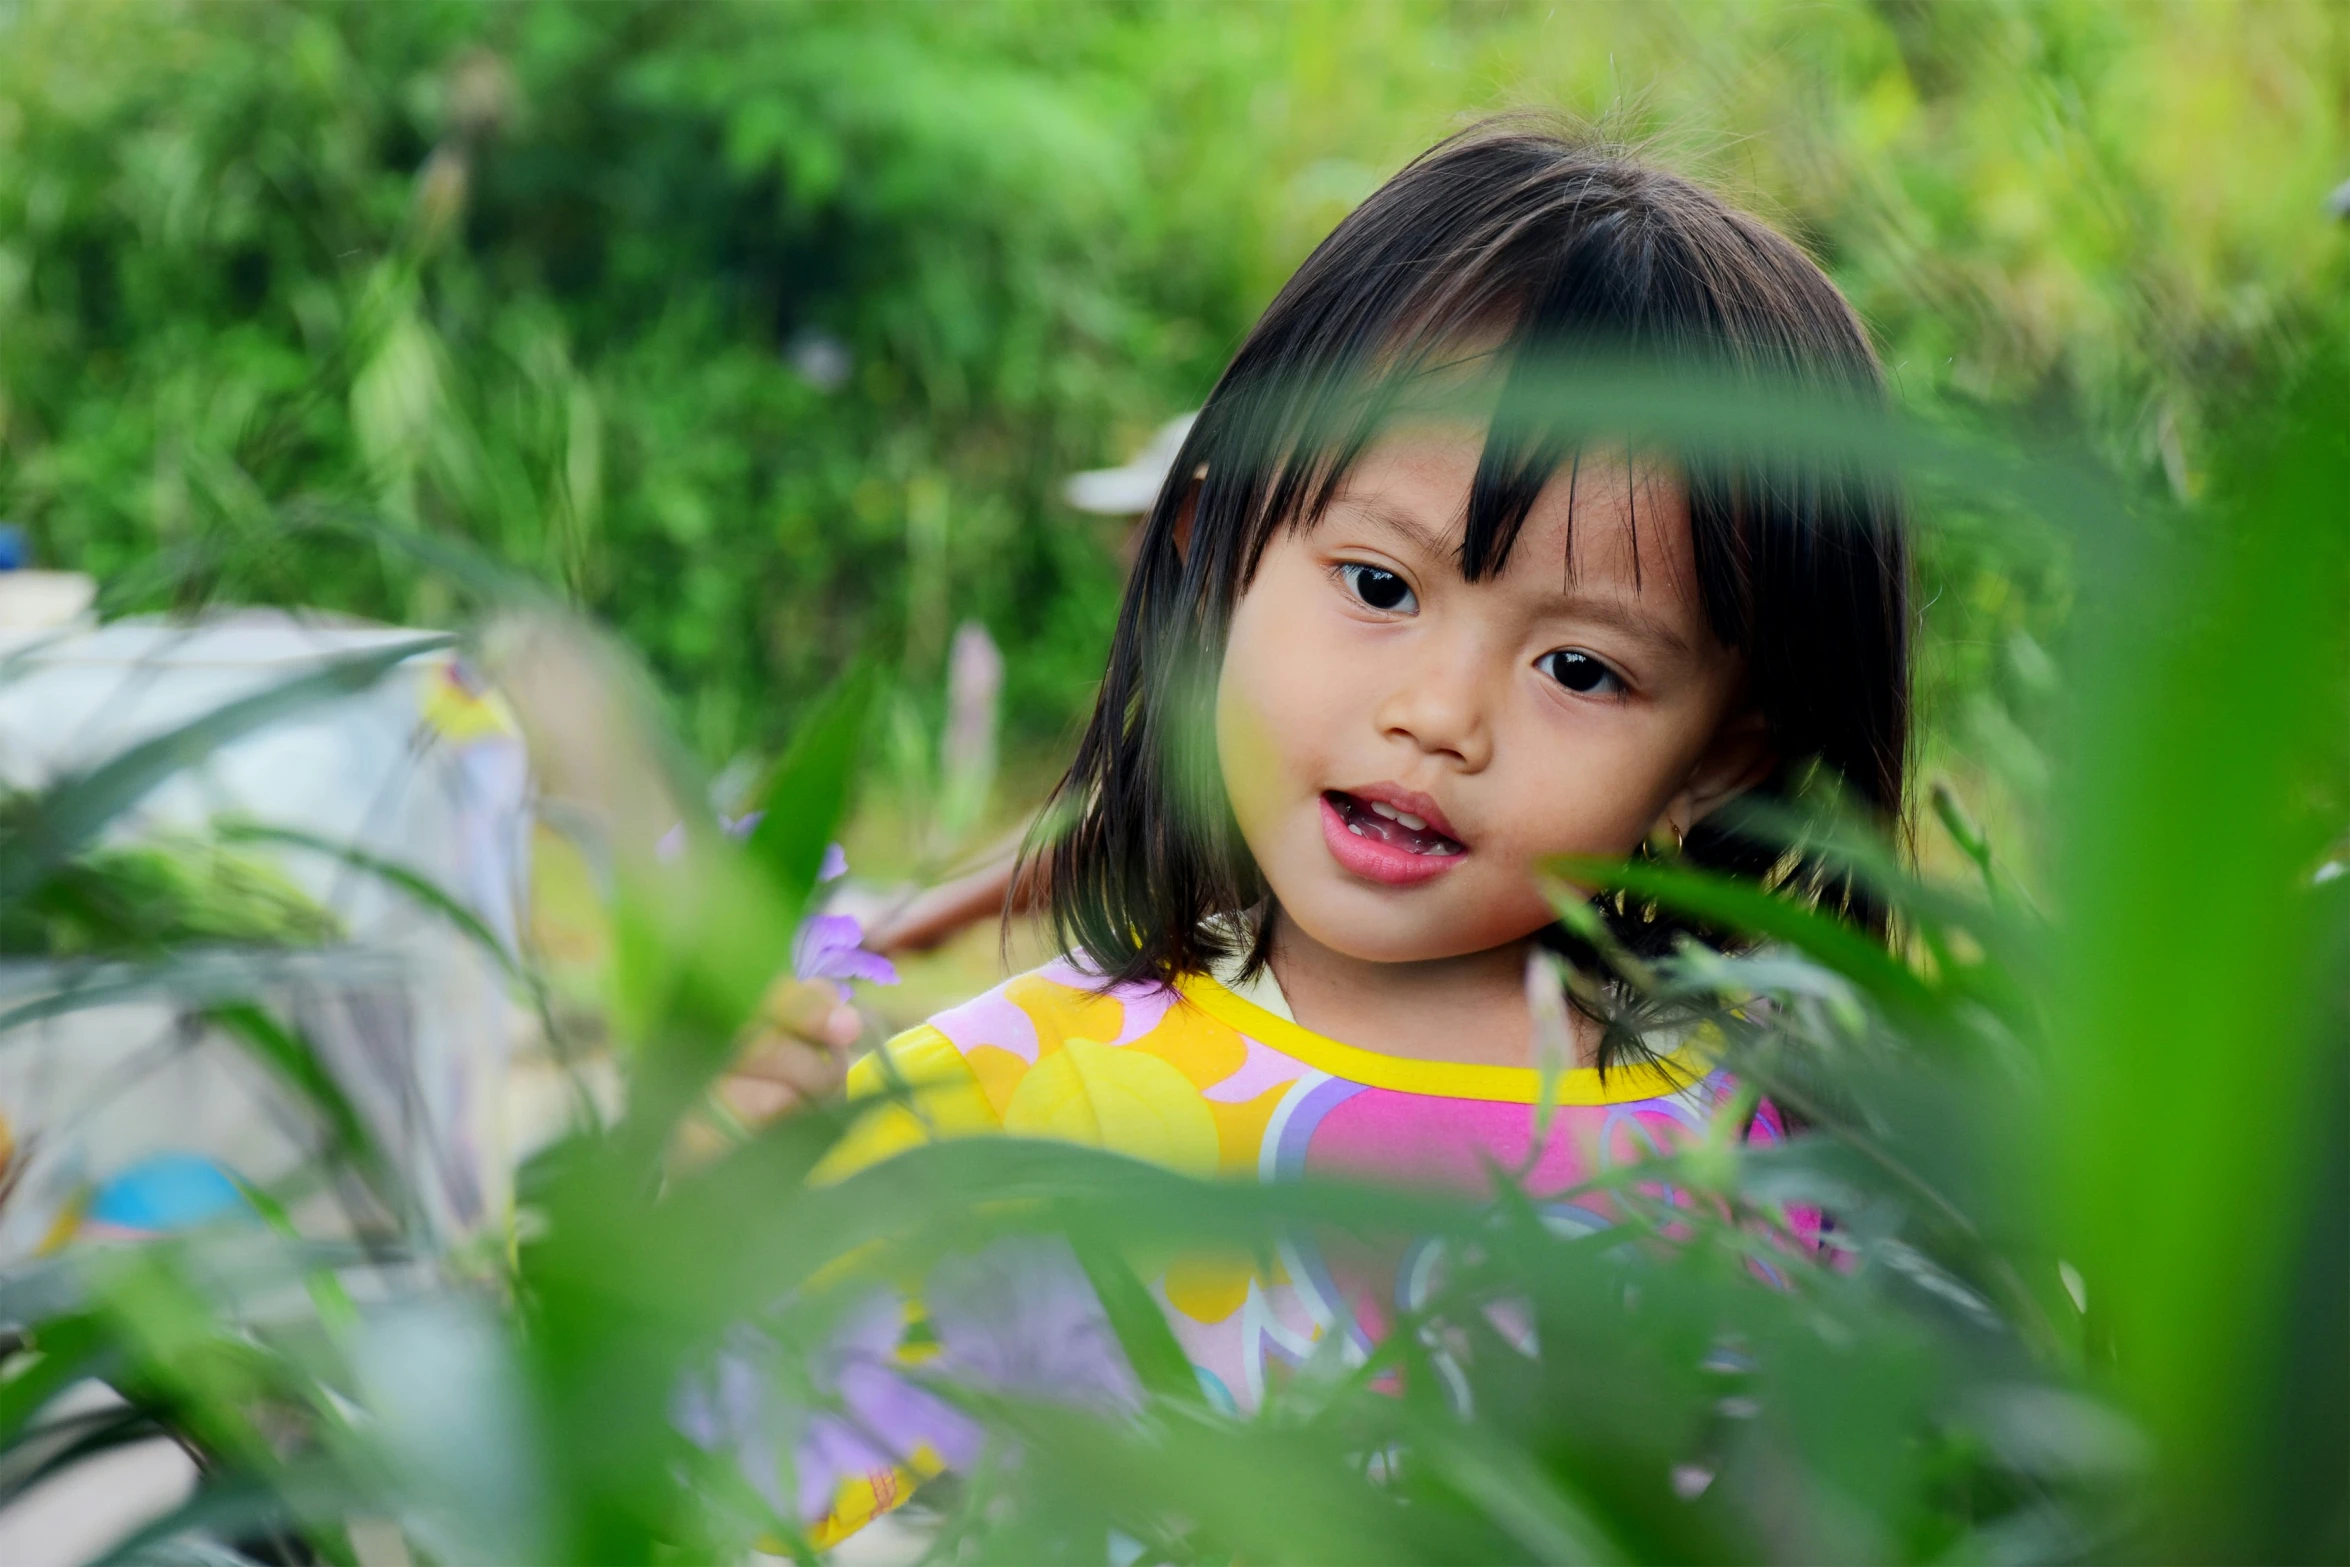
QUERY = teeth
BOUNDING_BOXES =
[1348,823,1365,836]
[1396,812,1427,831]
[1369,801,1400,820]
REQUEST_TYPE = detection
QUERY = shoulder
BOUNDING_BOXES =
[827,959,1198,1168]
[916,955,1190,1065]
[839,959,1264,1177]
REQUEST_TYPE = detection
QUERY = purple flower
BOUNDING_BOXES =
[791,845,897,994]
[793,913,898,994]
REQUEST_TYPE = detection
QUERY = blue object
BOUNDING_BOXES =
[87,1153,251,1232]
[0,524,24,572]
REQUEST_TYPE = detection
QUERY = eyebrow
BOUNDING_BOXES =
[1549,590,1696,658]
[1340,495,1697,658]
[1344,496,1461,565]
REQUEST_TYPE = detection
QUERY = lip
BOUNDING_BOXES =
[1318,793,1468,887]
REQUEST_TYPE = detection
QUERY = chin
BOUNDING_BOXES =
[1286,891,1530,965]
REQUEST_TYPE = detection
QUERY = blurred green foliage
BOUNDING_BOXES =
[0,825,339,956]
[0,0,2340,768]
[0,342,2337,1564]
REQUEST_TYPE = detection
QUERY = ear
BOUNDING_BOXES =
[1170,464,1207,563]
[1660,707,1776,842]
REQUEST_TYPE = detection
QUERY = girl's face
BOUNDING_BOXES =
[1215,425,1771,965]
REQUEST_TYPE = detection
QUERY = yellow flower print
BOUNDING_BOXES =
[1129,1013,1245,1092]
[1162,1249,1259,1325]
[962,1044,1032,1119]
[1001,1038,1219,1177]
[1003,974,1127,1052]
[821,1027,1000,1180]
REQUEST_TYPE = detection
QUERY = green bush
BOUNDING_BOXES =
[0,344,2338,1565]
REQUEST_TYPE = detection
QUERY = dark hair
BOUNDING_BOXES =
[1031,121,1910,1040]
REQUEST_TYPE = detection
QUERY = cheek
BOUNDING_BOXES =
[1214,672,1286,832]
[1215,595,1336,828]
[1498,712,1709,856]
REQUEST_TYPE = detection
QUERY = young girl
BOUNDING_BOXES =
[734,119,1907,1541]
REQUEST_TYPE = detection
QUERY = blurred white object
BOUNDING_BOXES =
[0,614,531,1258]
[0,1380,197,1567]
[0,571,96,635]
[786,327,853,393]
[1062,413,1195,516]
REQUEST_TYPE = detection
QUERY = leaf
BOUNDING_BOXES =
[742,664,880,927]
[111,1538,273,1567]
[213,821,520,971]
[203,1003,375,1173]
[0,1311,112,1454]
[89,1468,344,1567]
[1415,1426,1634,1565]
[1545,854,1946,1033]
[0,949,405,1041]
[1070,1238,1202,1412]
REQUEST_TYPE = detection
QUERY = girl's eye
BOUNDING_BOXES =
[1537,649,1625,697]
[1339,563,1417,613]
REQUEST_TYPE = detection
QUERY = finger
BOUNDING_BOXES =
[744,982,862,1061]
[730,1030,826,1087]
[732,1032,851,1099]
[759,975,848,1037]
[717,1071,802,1126]
[734,1001,859,1077]
[671,1115,732,1168]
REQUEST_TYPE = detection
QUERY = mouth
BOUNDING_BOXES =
[1319,789,1468,887]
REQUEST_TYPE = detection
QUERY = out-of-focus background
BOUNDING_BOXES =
[3,4,2340,998]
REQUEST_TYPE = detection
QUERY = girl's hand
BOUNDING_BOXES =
[718,975,865,1129]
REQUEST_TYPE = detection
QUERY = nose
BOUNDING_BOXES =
[1372,636,1494,771]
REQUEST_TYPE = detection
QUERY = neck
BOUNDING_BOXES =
[1262,911,1598,1070]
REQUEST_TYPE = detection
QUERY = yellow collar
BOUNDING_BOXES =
[1175,972,1714,1105]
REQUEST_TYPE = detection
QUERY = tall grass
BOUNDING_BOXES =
[0,341,2340,1565]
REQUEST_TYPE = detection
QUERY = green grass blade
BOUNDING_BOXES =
[742,663,880,922]
[0,635,454,905]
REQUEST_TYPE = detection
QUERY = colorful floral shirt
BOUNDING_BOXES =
[794,957,1793,1542]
